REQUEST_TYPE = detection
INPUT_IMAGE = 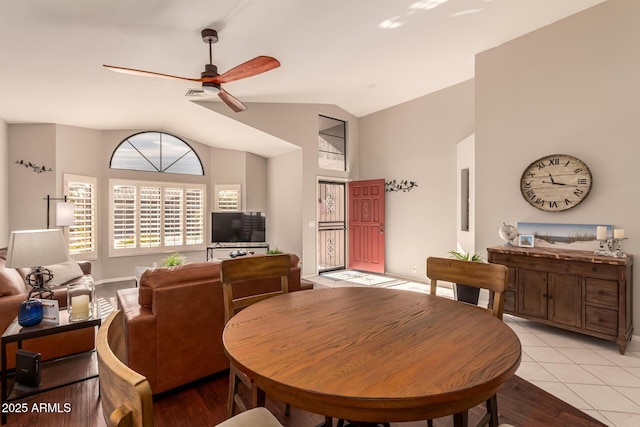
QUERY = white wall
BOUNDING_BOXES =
[475,0,640,331]
[359,80,475,280]
[0,118,8,246]
[456,134,475,255]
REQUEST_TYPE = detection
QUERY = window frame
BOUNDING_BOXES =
[110,131,205,176]
[64,174,98,261]
[109,178,206,257]
[318,115,347,172]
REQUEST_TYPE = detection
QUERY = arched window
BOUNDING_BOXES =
[110,131,204,176]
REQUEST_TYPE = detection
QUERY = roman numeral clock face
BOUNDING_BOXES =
[520,154,592,212]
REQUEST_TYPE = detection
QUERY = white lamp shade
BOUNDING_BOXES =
[56,201,75,226]
[6,229,69,268]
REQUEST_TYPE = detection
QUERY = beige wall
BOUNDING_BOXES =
[201,102,359,276]
[268,149,303,256]
[6,125,263,281]
[0,118,7,247]
[475,0,640,332]
[8,124,56,230]
[245,152,268,212]
[359,80,475,280]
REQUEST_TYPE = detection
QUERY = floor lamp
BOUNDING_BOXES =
[44,195,75,229]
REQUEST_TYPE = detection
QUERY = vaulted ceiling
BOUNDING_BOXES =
[0,0,605,157]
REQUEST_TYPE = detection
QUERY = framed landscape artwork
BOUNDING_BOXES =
[517,222,613,250]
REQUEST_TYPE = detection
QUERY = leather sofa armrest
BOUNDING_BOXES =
[0,294,27,334]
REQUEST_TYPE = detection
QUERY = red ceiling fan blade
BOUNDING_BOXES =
[103,64,203,82]
[212,56,280,84]
[218,89,247,113]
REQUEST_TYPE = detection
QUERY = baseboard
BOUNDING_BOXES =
[95,276,136,286]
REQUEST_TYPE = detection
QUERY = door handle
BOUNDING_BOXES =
[379,224,384,234]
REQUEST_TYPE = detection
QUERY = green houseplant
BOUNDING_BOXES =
[160,252,186,267]
[448,250,484,305]
[267,247,283,255]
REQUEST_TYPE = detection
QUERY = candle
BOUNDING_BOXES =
[596,226,607,240]
[614,229,625,239]
[71,295,90,319]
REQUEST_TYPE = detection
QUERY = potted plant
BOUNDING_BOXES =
[267,247,283,255]
[448,249,483,305]
[160,252,186,267]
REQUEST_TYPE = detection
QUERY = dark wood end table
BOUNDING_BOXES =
[1,304,101,424]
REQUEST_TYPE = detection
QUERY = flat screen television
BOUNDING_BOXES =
[211,212,266,243]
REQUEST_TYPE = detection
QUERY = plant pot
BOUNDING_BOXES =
[455,284,480,305]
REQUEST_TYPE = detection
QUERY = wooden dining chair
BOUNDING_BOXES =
[426,256,509,427]
[221,254,335,426]
[97,310,154,427]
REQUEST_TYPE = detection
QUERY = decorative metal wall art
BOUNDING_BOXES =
[15,160,52,173]
[385,180,418,193]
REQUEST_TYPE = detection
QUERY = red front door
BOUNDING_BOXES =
[348,179,385,273]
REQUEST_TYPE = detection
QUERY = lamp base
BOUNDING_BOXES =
[26,267,55,299]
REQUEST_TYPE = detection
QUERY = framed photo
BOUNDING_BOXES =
[518,234,535,248]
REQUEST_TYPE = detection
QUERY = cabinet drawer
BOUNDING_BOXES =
[585,279,619,309]
[585,306,618,336]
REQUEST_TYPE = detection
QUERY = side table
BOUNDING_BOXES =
[1,304,101,424]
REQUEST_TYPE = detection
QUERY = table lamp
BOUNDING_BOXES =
[6,229,69,299]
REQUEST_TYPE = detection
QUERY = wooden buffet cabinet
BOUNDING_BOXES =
[487,245,633,354]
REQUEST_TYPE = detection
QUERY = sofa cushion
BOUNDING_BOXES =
[138,262,220,307]
[47,259,85,288]
[0,266,26,296]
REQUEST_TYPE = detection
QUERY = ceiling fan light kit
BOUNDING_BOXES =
[103,28,280,113]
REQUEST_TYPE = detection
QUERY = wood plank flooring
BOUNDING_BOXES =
[4,371,606,427]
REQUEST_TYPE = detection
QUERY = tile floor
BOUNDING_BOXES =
[309,273,640,427]
[505,314,640,427]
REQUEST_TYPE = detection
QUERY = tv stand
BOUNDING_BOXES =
[207,243,270,261]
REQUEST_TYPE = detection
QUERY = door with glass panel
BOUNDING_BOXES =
[317,181,346,273]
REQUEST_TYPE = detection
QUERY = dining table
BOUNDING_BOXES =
[222,286,522,426]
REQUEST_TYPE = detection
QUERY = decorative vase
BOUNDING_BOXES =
[67,281,95,321]
[18,299,44,327]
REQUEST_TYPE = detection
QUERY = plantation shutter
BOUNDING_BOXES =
[64,174,97,260]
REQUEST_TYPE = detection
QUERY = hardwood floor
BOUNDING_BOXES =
[5,371,606,427]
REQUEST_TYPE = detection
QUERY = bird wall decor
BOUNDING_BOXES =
[385,180,418,192]
[15,160,53,173]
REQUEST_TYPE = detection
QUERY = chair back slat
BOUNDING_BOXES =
[221,254,291,324]
[97,310,154,427]
[426,257,509,319]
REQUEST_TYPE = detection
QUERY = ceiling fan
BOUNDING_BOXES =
[103,29,280,112]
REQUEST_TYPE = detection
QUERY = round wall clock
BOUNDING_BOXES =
[520,154,592,212]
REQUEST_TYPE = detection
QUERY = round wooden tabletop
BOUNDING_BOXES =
[223,287,522,423]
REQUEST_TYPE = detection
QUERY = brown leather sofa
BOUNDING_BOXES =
[116,253,311,395]
[0,248,95,370]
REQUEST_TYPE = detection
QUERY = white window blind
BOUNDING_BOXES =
[110,179,205,256]
[64,174,97,260]
[214,184,241,212]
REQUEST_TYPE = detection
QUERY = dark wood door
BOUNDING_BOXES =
[518,269,548,320]
[348,179,385,274]
[549,273,582,328]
